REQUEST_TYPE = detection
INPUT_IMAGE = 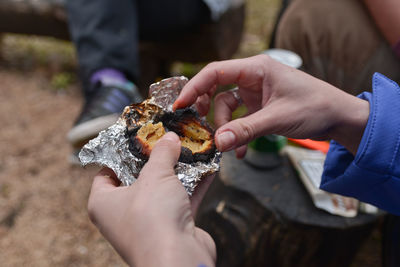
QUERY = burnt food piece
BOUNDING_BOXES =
[127,108,216,163]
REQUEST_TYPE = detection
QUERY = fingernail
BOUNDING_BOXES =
[162,132,180,143]
[172,100,181,111]
[172,101,178,111]
[216,131,236,151]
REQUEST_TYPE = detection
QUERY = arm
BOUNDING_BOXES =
[174,55,369,155]
[88,133,216,267]
[321,73,400,215]
[174,55,400,214]
[362,0,400,46]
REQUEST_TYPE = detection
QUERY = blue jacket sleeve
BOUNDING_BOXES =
[320,73,400,215]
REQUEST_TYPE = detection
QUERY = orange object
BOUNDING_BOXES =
[288,138,330,154]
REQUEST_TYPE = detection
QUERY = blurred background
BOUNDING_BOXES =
[0,0,382,266]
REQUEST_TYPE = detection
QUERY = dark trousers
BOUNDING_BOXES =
[66,0,210,90]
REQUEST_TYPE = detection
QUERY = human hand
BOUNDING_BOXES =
[87,132,216,267]
[174,55,369,155]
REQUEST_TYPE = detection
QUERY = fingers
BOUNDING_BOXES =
[195,94,211,116]
[142,132,181,179]
[215,109,273,152]
[195,84,218,116]
[91,167,121,193]
[88,168,121,225]
[190,174,215,218]
[213,90,242,128]
[213,90,255,155]
[173,55,269,110]
[235,145,247,159]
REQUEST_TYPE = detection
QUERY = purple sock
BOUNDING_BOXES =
[90,68,128,86]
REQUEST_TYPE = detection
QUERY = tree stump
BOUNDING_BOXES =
[196,151,382,267]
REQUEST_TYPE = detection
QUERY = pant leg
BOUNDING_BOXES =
[67,0,210,92]
[137,0,210,41]
[66,0,140,89]
[275,0,400,95]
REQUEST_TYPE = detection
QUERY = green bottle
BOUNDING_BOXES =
[245,134,287,168]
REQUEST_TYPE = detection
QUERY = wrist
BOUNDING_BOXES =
[127,230,177,267]
[328,94,370,155]
[129,231,215,267]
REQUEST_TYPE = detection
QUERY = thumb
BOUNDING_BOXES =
[215,109,273,151]
[144,132,181,177]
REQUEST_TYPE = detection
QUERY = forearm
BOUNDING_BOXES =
[363,0,400,46]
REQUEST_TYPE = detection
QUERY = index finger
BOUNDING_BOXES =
[91,167,121,194]
[173,55,269,110]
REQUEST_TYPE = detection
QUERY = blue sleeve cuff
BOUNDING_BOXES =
[320,73,400,215]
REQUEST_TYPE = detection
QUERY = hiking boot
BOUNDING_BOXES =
[67,81,143,151]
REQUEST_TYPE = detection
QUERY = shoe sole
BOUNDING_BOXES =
[67,113,119,145]
[68,149,82,166]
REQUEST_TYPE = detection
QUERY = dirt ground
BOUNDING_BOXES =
[0,70,126,266]
[0,68,384,267]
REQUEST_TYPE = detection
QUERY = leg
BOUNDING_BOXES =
[67,0,210,87]
[66,0,142,157]
[66,0,210,161]
[137,0,210,42]
[136,0,210,91]
[66,0,140,86]
[275,0,400,95]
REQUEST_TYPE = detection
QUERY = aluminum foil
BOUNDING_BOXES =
[79,76,221,195]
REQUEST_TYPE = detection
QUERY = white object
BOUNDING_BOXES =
[284,146,359,217]
[263,49,303,69]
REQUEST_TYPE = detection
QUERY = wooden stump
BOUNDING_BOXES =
[196,151,382,267]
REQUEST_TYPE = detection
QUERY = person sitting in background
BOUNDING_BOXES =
[89,55,400,266]
[66,0,242,160]
[273,0,400,95]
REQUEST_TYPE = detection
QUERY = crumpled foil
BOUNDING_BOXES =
[79,76,221,195]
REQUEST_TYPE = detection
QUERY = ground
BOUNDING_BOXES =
[0,0,385,266]
[0,70,125,266]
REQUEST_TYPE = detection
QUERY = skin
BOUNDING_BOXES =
[89,55,370,266]
[88,132,216,267]
[174,55,370,156]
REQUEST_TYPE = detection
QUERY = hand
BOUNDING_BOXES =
[174,55,369,155]
[88,132,216,267]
